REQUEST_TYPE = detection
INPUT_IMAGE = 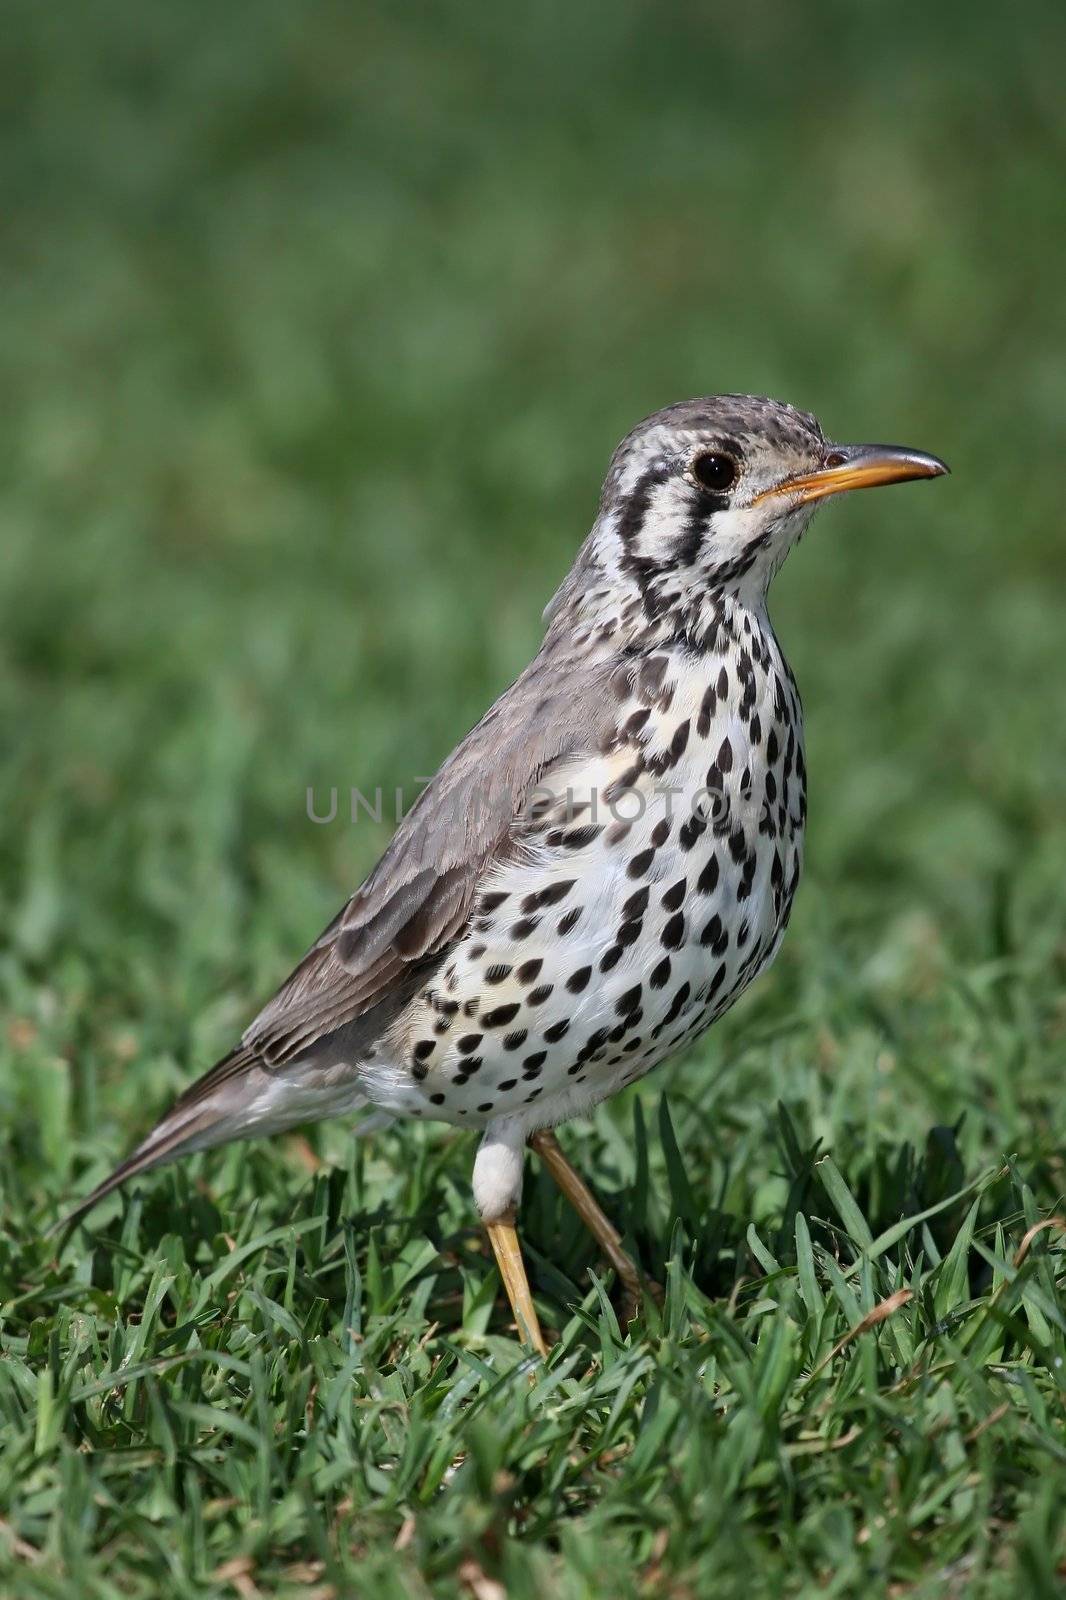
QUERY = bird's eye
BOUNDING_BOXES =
[691,452,738,494]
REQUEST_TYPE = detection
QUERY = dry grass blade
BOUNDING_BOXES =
[808,1289,914,1381]
[1012,1217,1066,1267]
[458,1559,508,1600]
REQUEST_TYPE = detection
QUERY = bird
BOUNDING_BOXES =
[59,395,948,1354]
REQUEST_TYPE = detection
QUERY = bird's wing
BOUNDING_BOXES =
[242,649,624,1066]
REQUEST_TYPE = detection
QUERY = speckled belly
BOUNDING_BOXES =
[360,638,806,1131]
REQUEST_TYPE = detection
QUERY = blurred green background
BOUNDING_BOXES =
[2,0,1066,1588]
[3,0,1064,1171]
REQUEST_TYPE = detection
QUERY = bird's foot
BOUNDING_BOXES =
[529,1128,660,1325]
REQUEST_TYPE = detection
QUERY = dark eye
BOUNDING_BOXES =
[691,452,738,494]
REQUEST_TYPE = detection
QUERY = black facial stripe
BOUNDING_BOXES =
[610,434,788,642]
[621,442,744,582]
[675,477,731,568]
[692,488,731,515]
[615,462,676,598]
[674,500,706,567]
[616,463,673,551]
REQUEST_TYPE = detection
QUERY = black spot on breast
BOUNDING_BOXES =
[668,719,690,763]
[616,983,643,1016]
[523,879,575,912]
[662,913,686,949]
[502,1029,528,1051]
[697,855,720,894]
[562,824,603,850]
[517,958,543,984]
[482,1003,520,1028]
[627,848,655,879]
[651,817,671,848]
[679,813,706,851]
[567,965,591,993]
[558,906,583,935]
[528,984,554,1006]
[510,918,539,940]
[485,964,512,985]
[604,762,644,805]
[663,981,691,1027]
[661,878,686,911]
[698,619,722,654]
[697,683,717,737]
[523,1051,547,1074]
[600,944,623,973]
[413,1039,436,1061]
[623,886,650,919]
[649,956,671,989]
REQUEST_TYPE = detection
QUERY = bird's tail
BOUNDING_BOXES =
[51,1043,378,1237]
[51,1121,212,1235]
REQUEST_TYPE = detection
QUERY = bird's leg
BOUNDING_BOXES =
[484,1210,547,1358]
[529,1128,656,1315]
[474,1125,547,1356]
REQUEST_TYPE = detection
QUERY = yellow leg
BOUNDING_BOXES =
[485,1208,548,1356]
[529,1129,658,1311]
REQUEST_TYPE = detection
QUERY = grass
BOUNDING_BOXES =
[3,0,1066,1593]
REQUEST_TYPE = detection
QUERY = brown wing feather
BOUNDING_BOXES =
[242,649,623,1066]
[56,644,626,1233]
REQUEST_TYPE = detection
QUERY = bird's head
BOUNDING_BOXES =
[548,395,948,643]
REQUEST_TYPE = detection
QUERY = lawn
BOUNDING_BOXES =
[3,2,1066,1595]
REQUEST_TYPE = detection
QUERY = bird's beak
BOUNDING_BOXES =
[754,443,950,506]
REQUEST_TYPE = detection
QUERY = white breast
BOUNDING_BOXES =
[363,608,806,1131]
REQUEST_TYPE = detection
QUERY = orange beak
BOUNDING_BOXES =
[753,443,949,507]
